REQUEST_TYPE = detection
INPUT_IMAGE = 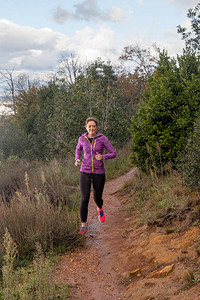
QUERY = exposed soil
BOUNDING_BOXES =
[54,170,200,300]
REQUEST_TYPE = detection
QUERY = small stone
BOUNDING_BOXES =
[146,264,175,279]
[130,268,142,277]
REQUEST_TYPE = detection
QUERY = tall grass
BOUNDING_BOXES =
[0,229,70,299]
[0,173,82,260]
[0,157,84,268]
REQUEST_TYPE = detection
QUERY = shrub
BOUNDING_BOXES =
[130,51,200,171]
[178,117,200,188]
[1,230,70,299]
[0,169,82,261]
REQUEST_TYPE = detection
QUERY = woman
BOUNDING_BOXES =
[75,117,116,234]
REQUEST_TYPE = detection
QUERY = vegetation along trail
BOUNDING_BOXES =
[54,169,136,299]
[55,169,200,299]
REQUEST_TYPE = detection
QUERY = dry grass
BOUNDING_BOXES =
[119,168,197,226]
[0,230,71,299]
[0,162,83,264]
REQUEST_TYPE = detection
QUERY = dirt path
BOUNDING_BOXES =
[54,170,200,300]
[54,170,135,299]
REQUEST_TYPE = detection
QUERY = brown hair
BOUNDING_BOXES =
[85,117,98,126]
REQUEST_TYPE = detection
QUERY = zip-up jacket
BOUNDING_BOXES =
[75,132,116,174]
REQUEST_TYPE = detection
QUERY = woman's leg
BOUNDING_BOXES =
[92,173,105,209]
[79,172,91,223]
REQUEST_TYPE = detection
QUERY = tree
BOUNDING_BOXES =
[0,69,17,114]
[118,44,158,119]
[57,55,83,86]
[42,59,130,158]
[0,71,40,115]
[177,3,200,52]
[119,43,158,76]
[0,116,28,158]
[130,50,200,171]
[14,85,40,134]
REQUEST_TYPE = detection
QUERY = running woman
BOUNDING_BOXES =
[75,117,116,234]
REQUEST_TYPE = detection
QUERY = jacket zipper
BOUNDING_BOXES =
[84,136,96,173]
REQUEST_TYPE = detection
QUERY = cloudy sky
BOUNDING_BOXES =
[0,0,198,80]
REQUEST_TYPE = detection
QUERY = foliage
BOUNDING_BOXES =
[178,116,200,188]
[1,230,70,299]
[118,44,158,119]
[0,117,28,159]
[119,43,158,76]
[117,71,147,119]
[177,3,200,52]
[130,50,200,171]
[0,169,82,259]
[2,229,18,299]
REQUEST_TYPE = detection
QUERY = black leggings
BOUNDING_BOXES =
[79,172,105,223]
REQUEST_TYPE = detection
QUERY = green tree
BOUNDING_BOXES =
[55,58,130,150]
[0,116,28,158]
[29,81,61,159]
[82,59,130,146]
[130,50,200,171]
[177,3,200,52]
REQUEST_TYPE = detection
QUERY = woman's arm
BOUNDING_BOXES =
[75,137,83,163]
[102,137,116,160]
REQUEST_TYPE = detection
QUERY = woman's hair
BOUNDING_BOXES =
[85,117,98,126]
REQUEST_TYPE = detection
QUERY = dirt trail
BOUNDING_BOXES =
[54,170,200,300]
[54,170,135,299]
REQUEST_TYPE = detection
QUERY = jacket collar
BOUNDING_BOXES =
[82,131,102,138]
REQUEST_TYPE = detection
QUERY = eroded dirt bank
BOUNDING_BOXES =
[54,170,200,300]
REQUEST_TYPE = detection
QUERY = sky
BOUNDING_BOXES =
[0,0,199,86]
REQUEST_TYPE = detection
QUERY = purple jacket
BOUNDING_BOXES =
[75,132,116,174]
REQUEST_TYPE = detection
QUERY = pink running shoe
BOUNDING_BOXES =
[78,226,86,235]
[97,207,105,223]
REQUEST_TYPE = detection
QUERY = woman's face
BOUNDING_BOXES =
[86,121,97,136]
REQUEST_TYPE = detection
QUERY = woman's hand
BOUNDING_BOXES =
[75,159,81,166]
[95,152,103,160]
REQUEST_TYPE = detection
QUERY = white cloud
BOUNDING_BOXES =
[108,7,126,22]
[53,0,126,23]
[167,0,198,12]
[0,19,63,71]
[70,26,117,63]
[0,18,120,77]
[53,5,76,23]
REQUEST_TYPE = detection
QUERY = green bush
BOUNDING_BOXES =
[178,117,200,188]
[130,50,200,171]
